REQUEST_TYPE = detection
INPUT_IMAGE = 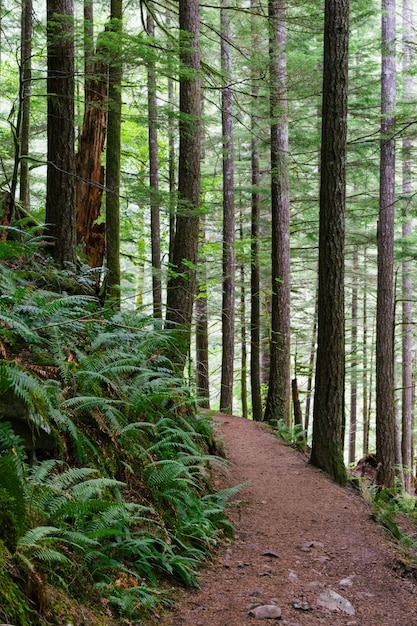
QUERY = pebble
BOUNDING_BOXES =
[248,604,282,619]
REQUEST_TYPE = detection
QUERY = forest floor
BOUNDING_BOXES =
[153,413,417,626]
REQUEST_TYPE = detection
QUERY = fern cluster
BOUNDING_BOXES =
[0,250,234,624]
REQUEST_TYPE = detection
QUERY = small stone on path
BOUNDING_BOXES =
[317,589,355,615]
[248,604,282,619]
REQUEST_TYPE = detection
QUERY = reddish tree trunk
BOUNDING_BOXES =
[75,59,107,268]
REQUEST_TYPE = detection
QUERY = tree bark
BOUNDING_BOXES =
[310,0,349,484]
[349,245,358,465]
[401,0,414,493]
[250,0,263,423]
[19,0,32,211]
[264,0,291,425]
[165,0,201,369]
[195,217,210,408]
[147,11,162,319]
[45,0,76,267]
[362,248,370,456]
[240,206,248,420]
[75,8,107,270]
[105,0,123,305]
[219,0,235,414]
[376,0,396,488]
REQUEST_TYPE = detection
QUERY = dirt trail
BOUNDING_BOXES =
[156,414,417,626]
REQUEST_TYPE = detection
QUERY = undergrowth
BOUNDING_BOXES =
[354,477,417,577]
[0,239,237,625]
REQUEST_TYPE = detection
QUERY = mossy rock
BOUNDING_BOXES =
[0,541,32,626]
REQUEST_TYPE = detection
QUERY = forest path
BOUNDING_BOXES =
[155,414,417,626]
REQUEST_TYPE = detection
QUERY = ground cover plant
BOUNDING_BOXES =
[0,239,235,625]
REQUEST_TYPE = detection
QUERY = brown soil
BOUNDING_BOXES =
[155,414,417,626]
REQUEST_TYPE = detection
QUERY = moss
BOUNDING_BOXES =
[0,487,20,552]
[0,541,32,626]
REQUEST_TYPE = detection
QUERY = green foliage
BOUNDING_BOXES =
[0,542,32,626]
[275,419,307,450]
[0,253,237,623]
[366,485,417,572]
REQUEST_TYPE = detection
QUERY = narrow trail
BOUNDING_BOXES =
[156,414,417,626]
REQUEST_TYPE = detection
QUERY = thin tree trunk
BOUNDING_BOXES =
[105,0,123,305]
[376,0,396,488]
[292,378,303,428]
[401,0,414,493]
[219,0,235,414]
[304,289,318,435]
[362,248,370,456]
[394,355,404,485]
[349,246,358,465]
[264,0,291,425]
[147,12,162,319]
[250,0,263,422]
[165,7,176,266]
[240,206,248,420]
[195,216,210,408]
[19,0,32,211]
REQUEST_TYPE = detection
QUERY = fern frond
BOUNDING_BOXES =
[0,311,40,341]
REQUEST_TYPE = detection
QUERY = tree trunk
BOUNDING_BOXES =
[105,0,123,305]
[195,217,210,408]
[75,0,106,270]
[304,288,317,435]
[292,378,303,428]
[19,0,32,211]
[45,0,76,267]
[147,11,162,319]
[362,249,370,456]
[219,0,235,414]
[250,0,263,423]
[165,0,201,369]
[240,206,248,420]
[401,0,414,493]
[75,7,107,271]
[264,0,291,425]
[166,7,176,266]
[310,0,349,485]
[349,245,358,465]
[376,0,396,488]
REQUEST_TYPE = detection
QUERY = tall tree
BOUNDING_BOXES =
[239,205,248,419]
[362,248,370,456]
[195,216,210,408]
[349,245,359,465]
[375,0,396,488]
[264,0,291,425]
[219,0,235,414]
[45,0,76,267]
[250,0,263,422]
[165,0,201,368]
[76,1,107,269]
[401,0,414,492]
[19,0,32,211]
[105,0,123,305]
[147,10,162,319]
[310,0,349,484]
